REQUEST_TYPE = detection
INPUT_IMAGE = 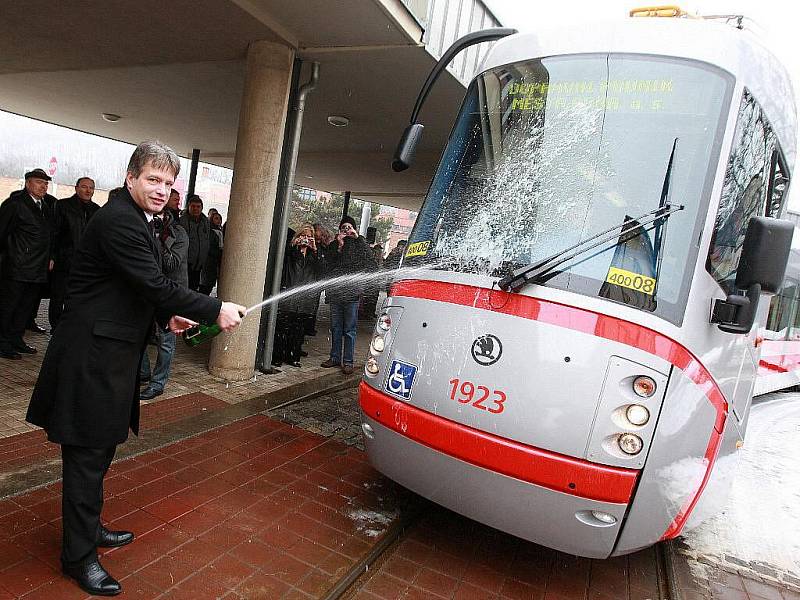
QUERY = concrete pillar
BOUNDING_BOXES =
[208,40,295,381]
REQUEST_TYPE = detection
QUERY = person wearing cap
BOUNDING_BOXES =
[321,215,377,374]
[0,168,56,360]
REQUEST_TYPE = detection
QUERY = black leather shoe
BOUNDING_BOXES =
[1,349,22,360]
[96,526,134,548]
[139,387,162,401]
[27,321,47,334]
[13,343,37,354]
[62,559,121,596]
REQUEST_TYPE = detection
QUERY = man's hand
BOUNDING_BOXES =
[217,302,246,331]
[49,259,55,272]
[168,315,198,333]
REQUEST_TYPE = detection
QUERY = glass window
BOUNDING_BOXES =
[406,54,732,324]
[706,90,779,293]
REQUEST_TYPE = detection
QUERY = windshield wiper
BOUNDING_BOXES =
[498,140,683,293]
[497,203,684,292]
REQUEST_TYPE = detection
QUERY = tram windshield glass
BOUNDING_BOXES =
[405,54,732,323]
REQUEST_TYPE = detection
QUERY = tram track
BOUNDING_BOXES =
[656,541,678,600]
[320,502,424,600]
[320,505,679,600]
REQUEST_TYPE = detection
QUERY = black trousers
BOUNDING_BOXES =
[61,445,116,566]
[273,312,311,365]
[188,268,202,291]
[48,269,69,328]
[0,278,41,350]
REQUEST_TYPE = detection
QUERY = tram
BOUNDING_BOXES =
[358,10,798,558]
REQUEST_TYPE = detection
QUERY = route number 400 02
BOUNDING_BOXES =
[448,378,507,414]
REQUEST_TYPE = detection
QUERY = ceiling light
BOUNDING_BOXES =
[101,113,121,123]
[327,115,350,127]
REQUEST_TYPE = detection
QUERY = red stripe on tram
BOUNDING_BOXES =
[359,382,639,504]
[388,279,728,538]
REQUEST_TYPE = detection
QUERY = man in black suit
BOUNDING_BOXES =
[0,168,56,359]
[26,141,245,596]
[49,176,101,328]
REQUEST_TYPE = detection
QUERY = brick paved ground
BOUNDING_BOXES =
[0,413,413,599]
[668,541,800,600]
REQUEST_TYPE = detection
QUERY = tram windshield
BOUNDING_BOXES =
[405,54,732,324]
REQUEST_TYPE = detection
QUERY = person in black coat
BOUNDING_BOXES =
[49,177,101,328]
[139,207,190,400]
[25,142,245,596]
[273,223,323,366]
[320,216,376,374]
[0,168,56,359]
[178,195,211,291]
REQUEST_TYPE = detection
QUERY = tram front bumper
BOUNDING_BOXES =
[361,414,628,558]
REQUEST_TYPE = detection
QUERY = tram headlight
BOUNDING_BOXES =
[618,433,644,455]
[370,335,385,354]
[632,376,656,398]
[590,510,618,525]
[625,404,650,426]
[365,356,380,376]
[378,313,392,331]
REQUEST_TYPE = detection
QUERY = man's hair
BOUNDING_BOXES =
[75,177,95,187]
[126,140,181,179]
[169,189,180,197]
[187,194,203,207]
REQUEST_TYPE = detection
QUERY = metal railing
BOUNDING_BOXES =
[412,0,503,84]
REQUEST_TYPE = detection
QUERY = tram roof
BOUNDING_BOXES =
[483,18,797,170]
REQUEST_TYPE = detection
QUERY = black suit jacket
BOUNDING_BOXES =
[26,187,222,447]
[52,194,101,274]
[0,189,56,282]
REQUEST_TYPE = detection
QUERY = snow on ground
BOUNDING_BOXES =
[681,392,800,582]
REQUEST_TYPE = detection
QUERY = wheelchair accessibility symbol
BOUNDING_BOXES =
[384,360,418,400]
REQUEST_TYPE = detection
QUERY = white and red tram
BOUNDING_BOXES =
[359,12,797,557]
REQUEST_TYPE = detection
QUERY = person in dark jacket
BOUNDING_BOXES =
[0,168,56,359]
[165,188,181,222]
[273,223,323,366]
[320,215,376,374]
[178,194,210,291]
[199,211,224,294]
[49,177,100,328]
[25,142,245,596]
[139,207,189,400]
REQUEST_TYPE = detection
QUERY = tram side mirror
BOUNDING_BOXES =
[711,216,794,334]
[392,123,425,172]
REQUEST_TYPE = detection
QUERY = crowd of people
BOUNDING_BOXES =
[0,169,226,403]
[272,215,387,375]
[1,164,408,380]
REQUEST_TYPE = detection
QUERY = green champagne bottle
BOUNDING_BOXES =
[182,322,222,347]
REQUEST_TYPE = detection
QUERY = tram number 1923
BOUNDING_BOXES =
[605,267,656,295]
[448,378,506,414]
